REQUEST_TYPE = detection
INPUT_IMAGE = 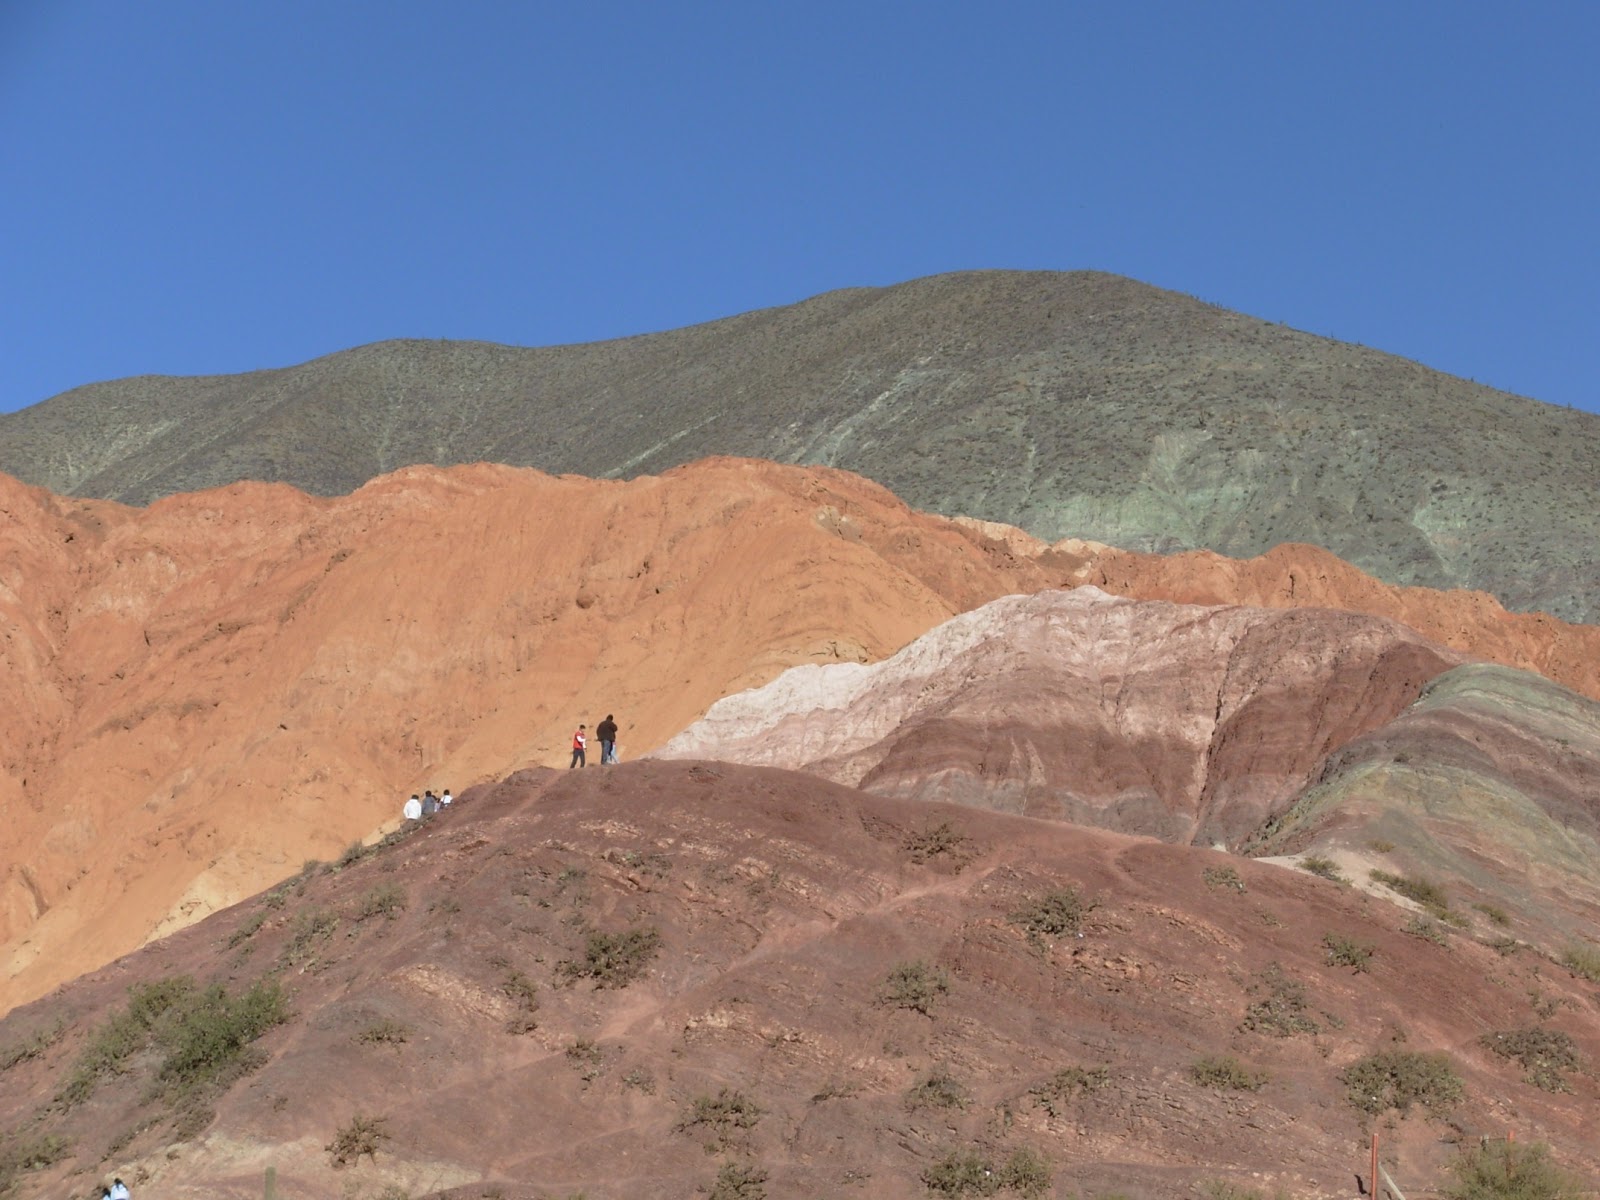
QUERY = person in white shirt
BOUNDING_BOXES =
[440,789,453,806]
[402,794,423,821]
[110,1181,131,1200]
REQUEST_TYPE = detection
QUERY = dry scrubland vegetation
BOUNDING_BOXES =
[1,799,1596,1199]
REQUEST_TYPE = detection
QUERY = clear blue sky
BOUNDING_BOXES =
[2,2,1596,414]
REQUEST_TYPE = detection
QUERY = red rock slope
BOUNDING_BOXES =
[1,763,1595,1199]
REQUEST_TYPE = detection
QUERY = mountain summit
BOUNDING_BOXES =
[3,270,1598,620]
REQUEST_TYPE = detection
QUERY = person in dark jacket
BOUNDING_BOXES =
[596,714,618,764]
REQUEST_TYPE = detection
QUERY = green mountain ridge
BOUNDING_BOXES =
[4,269,1597,620]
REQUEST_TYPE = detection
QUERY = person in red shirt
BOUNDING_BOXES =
[570,724,587,768]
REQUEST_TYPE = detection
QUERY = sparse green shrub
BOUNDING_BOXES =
[357,1019,410,1046]
[58,975,197,1106]
[353,882,407,921]
[559,927,661,988]
[880,960,951,1015]
[1029,1065,1109,1116]
[999,1147,1052,1198]
[921,1147,1051,1197]
[675,1088,762,1151]
[0,1131,69,1196]
[1405,915,1450,945]
[1479,1028,1580,1093]
[621,1067,656,1094]
[1240,964,1319,1037]
[227,909,268,948]
[152,978,288,1094]
[904,821,972,867]
[327,1113,389,1166]
[501,970,539,1034]
[1444,1139,1584,1200]
[1009,888,1097,948]
[1204,866,1246,893]
[337,840,372,869]
[1189,1055,1267,1091]
[906,1065,968,1111]
[1370,869,1451,915]
[0,1021,63,1072]
[922,1150,998,1197]
[1299,855,1345,883]
[1488,936,1523,957]
[709,1161,768,1200]
[1558,942,1600,982]
[1368,840,1396,854]
[280,908,339,967]
[565,1039,603,1080]
[1473,903,1510,927]
[1323,933,1375,972]
[1342,1049,1463,1116]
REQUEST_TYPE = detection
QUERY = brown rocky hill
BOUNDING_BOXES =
[656,589,1465,846]
[8,459,1600,1024]
[0,762,1595,1199]
[4,271,1598,621]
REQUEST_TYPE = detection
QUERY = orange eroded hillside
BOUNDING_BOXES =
[5,459,1600,1018]
[0,459,1058,1014]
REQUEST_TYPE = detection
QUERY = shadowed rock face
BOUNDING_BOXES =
[1,762,1595,1200]
[658,589,1464,846]
[4,270,1599,621]
[1249,663,1600,943]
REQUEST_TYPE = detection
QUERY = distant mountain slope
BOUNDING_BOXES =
[3,270,1598,619]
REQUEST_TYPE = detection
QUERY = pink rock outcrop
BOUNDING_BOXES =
[658,588,1464,845]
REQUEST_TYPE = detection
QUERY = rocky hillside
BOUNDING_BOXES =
[0,762,1595,1199]
[9,459,1600,1020]
[658,591,1600,979]
[3,271,1597,620]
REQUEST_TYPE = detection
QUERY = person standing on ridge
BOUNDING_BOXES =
[403,794,423,821]
[110,1181,131,1200]
[596,714,618,765]
[570,724,587,768]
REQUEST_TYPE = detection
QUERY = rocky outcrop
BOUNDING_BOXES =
[658,589,1463,845]
[1248,663,1600,943]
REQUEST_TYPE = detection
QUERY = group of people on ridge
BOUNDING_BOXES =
[99,1180,131,1200]
[571,714,619,767]
[401,788,453,821]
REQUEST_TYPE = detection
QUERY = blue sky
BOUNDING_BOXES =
[2,2,1596,414]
